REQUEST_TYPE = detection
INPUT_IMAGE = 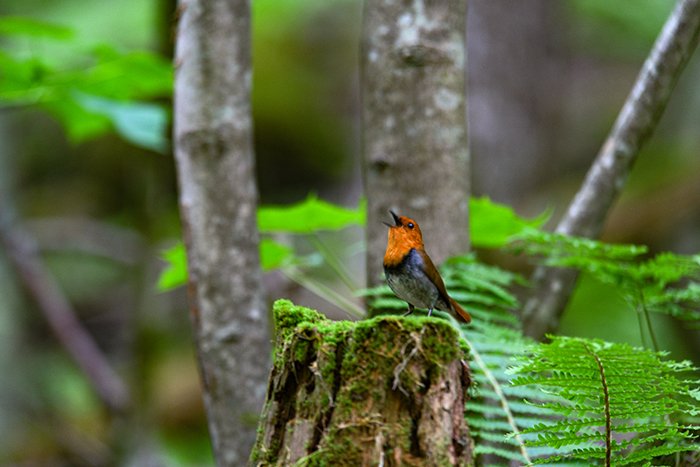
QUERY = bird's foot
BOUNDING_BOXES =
[402,304,415,316]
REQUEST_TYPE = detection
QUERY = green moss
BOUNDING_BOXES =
[350,315,461,367]
[272,299,328,365]
[296,425,372,467]
[274,299,328,332]
[458,334,471,358]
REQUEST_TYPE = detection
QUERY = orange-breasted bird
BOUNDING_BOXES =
[383,211,471,323]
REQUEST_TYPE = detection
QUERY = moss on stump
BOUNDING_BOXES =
[251,299,472,466]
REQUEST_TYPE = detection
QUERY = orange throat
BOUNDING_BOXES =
[383,228,424,267]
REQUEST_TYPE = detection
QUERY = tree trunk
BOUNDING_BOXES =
[173,0,270,464]
[252,300,472,466]
[468,0,562,204]
[362,0,470,290]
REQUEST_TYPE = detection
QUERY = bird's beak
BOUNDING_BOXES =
[382,210,394,227]
[390,210,401,226]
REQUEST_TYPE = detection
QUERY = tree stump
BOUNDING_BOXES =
[251,300,472,466]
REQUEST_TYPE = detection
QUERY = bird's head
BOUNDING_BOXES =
[384,210,424,250]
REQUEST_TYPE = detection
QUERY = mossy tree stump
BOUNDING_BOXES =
[251,300,472,466]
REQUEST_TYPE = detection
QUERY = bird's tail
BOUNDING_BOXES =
[449,297,472,324]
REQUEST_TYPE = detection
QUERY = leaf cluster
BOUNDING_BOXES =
[0,16,172,151]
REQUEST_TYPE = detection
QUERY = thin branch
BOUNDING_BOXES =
[523,0,700,339]
[26,217,145,265]
[281,265,365,318]
[308,234,357,292]
[0,213,130,412]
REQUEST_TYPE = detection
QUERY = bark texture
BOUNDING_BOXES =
[362,0,470,289]
[523,0,700,339]
[252,300,472,466]
[173,1,270,464]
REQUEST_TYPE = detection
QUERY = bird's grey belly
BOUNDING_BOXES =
[385,267,440,310]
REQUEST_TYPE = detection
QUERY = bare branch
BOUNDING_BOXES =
[523,0,700,339]
[0,213,130,411]
[27,217,144,265]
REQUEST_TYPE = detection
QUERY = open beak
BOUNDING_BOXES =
[383,210,401,227]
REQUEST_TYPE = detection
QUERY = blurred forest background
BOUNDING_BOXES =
[1,0,699,465]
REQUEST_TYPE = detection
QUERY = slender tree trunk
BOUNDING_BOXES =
[173,1,270,464]
[362,0,470,290]
[523,0,700,339]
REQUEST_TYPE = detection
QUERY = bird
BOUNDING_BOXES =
[383,210,471,323]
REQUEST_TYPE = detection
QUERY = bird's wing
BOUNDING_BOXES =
[417,250,471,323]
[415,249,452,307]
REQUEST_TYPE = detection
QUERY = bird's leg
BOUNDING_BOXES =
[427,297,438,317]
[403,303,415,316]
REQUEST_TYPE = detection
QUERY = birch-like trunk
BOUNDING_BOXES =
[173,1,270,464]
[362,0,470,290]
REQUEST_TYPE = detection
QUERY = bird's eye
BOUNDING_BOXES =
[407,222,414,229]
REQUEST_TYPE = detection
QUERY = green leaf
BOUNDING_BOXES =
[258,194,365,233]
[74,92,169,153]
[157,243,188,292]
[470,196,549,248]
[80,46,173,99]
[260,238,293,270]
[0,16,74,40]
[43,96,113,142]
[514,230,700,324]
[157,195,365,291]
[157,239,293,291]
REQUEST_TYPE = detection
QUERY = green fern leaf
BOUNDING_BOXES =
[512,336,700,464]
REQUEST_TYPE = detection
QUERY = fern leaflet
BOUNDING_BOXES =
[511,336,700,465]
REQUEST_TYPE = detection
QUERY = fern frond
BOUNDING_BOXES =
[512,230,647,263]
[465,333,532,464]
[511,336,700,465]
[365,254,700,465]
[513,231,700,328]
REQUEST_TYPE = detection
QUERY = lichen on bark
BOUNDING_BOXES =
[252,300,472,466]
